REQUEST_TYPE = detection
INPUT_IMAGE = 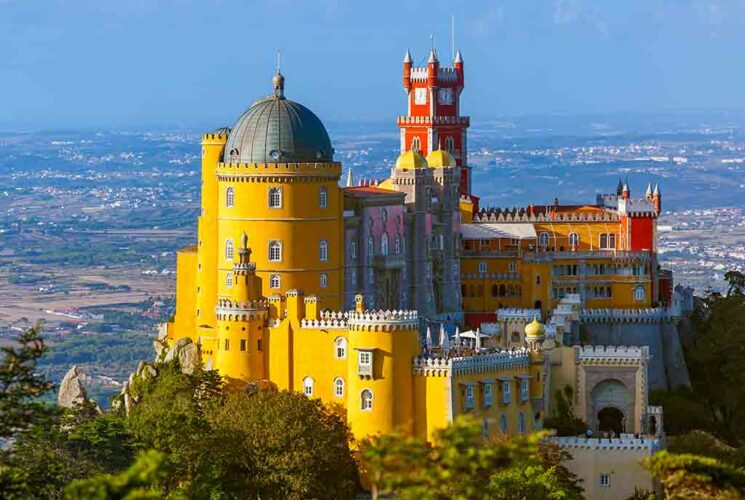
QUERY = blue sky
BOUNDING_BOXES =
[2,0,745,129]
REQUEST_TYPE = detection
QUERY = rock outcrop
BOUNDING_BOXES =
[58,365,90,408]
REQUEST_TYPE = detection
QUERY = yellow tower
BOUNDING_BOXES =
[215,71,343,310]
[214,233,267,381]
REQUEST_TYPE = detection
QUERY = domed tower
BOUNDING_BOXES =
[215,71,344,310]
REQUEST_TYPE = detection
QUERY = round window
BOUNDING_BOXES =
[270,150,281,160]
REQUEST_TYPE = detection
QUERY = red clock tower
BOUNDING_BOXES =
[399,48,476,204]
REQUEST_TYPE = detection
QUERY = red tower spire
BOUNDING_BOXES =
[397,45,475,204]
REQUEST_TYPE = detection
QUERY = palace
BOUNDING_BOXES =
[164,48,689,498]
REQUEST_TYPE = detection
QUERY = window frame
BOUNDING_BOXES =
[226,272,233,288]
[483,383,493,407]
[319,239,329,262]
[465,385,474,410]
[381,233,389,256]
[502,381,512,405]
[226,186,234,208]
[361,389,374,411]
[334,377,344,398]
[268,240,282,262]
[269,273,281,289]
[538,232,550,247]
[320,273,328,289]
[334,337,347,359]
[319,186,328,209]
[225,239,234,261]
[303,377,314,397]
[568,232,579,249]
[268,187,282,209]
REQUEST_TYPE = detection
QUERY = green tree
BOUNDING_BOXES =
[358,416,583,500]
[0,323,55,438]
[724,270,745,297]
[210,390,358,500]
[544,385,587,437]
[63,450,169,500]
[645,451,745,499]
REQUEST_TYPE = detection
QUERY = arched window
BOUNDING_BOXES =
[226,187,234,208]
[350,241,357,260]
[334,337,347,359]
[269,274,281,289]
[367,236,374,256]
[319,240,329,262]
[226,272,233,288]
[334,378,345,398]
[634,286,646,302]
[539,232,550,247]
[361,389,374,411]
[491,284,499,297]
[319,186,328,208]
[303,377,314,397]
[320,273,328,289]
[229,148,239,162]
[445,136,455,152]
[394,234,401,254]
[225,239,234,261]
[499,284,506,297]
[381,233,389,256]
[268,240,282,262]
[569,232,580,249]
[268,187,282,208]
[411,136,421,152]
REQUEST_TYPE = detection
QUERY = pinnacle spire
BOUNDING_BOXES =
[646,182,653,196]
[403,49,412,64]
[428,48,438,63]
[454,49,463,63]
[346,167,353,187]
[653,184,660,196]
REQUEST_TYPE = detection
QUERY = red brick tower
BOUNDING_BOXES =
[399,48,475,202]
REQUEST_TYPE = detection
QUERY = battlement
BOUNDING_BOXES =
[580,307,675,324]
[202,132,229,142]
[397,116,470,126]
[300,317,348,329]
[233,262,256,274]
[347,309,419,331]
[618,197,658,217]
[215,298,268,320]
[216,161,342,181]
[461,272,520,280]
[576,345,649,364]
[549,436,662,452]
[497,308,541,321]
[473,208,618,223]
[412,356,453,376]
[408,65,461,83]
[451,348,530,376]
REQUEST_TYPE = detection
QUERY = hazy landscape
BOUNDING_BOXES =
[2,113,743,404]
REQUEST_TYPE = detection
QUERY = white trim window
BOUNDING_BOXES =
[226,187,234,208]
[269,274,281,289]
[465,386,474,410]
[268,187,282,208]
[502,381,511,404]
[319,186,328,208]
[303,377,314,397]
[226,272,233,288]
[225,239,234,261]
[334,377,344,398]
[569,232,579,249]
[600,474,611,488]
[367,236,374,256]
[500,414,508,433]
[520,379,529,402]
[268,240,282,262]
[361,389,374,411]
[478,261,487,274]
[319,240,329,262]
[381,233,389,256]
[334,337,347,359]
[320,273,328,289]
[358,351,372,376]
[600,233,616,250]
[483,383,493,407]
[445,135,455,153]
[634,286,646,302]
[538,232,550,247]
[394,234,401,255]
[411,136,421,152]
[508,261,517,273]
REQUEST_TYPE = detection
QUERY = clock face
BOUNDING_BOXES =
[438,88,454,105]
[414,88,428,105]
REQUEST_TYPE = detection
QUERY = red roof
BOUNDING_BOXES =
[344,186,400,197]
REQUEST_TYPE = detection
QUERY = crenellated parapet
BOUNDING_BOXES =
[412,356,453,376]
[215,298,268,321]
[216,161,342,183]
[413,348,531,377]
[580,307,675,324]
[497,308,541,322]
[300,314,349,330]
[576,345,649,365]
[549,436,662,451]
[347,310,419,332]
[473,208,618,223]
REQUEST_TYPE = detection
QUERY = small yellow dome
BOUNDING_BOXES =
[525,318,545,338]
[426,149,456,167]
[395,150,428,170]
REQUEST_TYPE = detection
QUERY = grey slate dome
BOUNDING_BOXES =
[224,71,333,164]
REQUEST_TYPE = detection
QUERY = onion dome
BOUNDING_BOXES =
[395,150,428,170]
[525,318,545,338]
[426,149,456,167]
[224,72,333,164]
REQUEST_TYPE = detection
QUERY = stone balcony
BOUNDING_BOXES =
[373,254,405,270]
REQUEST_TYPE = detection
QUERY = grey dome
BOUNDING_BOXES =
[224,73,333,164]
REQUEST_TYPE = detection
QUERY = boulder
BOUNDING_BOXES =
[178,343,201,375]
[163,337,193,363]
[58,365,89,408]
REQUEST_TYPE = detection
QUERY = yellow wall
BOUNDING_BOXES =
[172,246,197,341]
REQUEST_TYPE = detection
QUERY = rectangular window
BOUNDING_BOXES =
[358,351,373,376]
[465,386,474,410]
[240,339,247,352]
[483,384,493,407]
[224,339,229,351]
[502,381,511,404]
[479,239,490,250]
[478,262,487,274]
[600,233,616,250]
[600,474,611,488]
[257,339,262,351]
[520,379,529,402]
[508,261,517,273]
[226,272,233,288]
